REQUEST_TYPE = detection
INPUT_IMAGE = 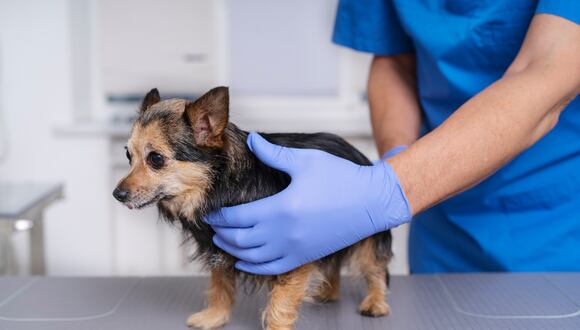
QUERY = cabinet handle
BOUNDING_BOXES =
[183,53,206,63]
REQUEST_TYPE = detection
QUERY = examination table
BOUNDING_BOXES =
[0,273,579,329]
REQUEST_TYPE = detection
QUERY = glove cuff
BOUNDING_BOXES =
[374,161,413,230]
[380,145,408,162]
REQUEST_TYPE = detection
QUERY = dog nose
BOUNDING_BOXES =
[113,187,129,202]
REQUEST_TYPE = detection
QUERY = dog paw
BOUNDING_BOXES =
[358,297,390,317]
[186,308,230,329]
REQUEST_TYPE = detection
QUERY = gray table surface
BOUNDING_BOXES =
[0,183,63,219]
[0,273,579,330]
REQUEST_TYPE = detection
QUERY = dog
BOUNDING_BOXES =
[113,87,393,330]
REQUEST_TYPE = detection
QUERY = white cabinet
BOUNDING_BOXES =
[95,0,372,134]
[97,0,221,95]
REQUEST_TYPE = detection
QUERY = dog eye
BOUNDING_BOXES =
[125,148,132,164]
[147,152,165,170]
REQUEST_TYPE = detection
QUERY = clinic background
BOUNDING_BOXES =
[0,0,410,276]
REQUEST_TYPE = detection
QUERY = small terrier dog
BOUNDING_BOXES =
[113,87,393,330]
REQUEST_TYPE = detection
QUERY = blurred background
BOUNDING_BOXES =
[0,0,409,277]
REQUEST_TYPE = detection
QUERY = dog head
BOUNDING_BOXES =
[112,87,230,218]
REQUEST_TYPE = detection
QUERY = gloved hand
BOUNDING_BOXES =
[205,132,412,275]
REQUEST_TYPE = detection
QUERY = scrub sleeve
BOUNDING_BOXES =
[332,0,414,55]
[536,0,580,24]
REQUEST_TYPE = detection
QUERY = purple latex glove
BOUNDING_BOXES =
[205,133,411,275]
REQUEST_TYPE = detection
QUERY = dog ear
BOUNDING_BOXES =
[185,86,229,148]
[140,88,161,113]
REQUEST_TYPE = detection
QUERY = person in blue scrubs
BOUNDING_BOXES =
[205,0,580,275]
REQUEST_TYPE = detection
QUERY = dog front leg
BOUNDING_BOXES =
[264,263,314,330]
[187,267,236,329]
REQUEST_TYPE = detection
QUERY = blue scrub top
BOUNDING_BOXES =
[333,0,580,273]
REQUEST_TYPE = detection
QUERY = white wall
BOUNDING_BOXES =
[0,0,113,275]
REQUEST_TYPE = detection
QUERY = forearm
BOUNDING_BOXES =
[368,54,422,156]
[389,54,579,215]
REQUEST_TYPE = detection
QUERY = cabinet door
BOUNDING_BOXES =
[98,0,219,95]
[225,0,374,136]
[229,0,340,96]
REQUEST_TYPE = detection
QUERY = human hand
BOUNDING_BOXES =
[205,133,411,275]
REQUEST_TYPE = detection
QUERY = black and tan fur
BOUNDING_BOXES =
[113,87,393,330]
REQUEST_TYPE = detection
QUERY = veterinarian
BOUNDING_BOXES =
[206,0,580,275]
